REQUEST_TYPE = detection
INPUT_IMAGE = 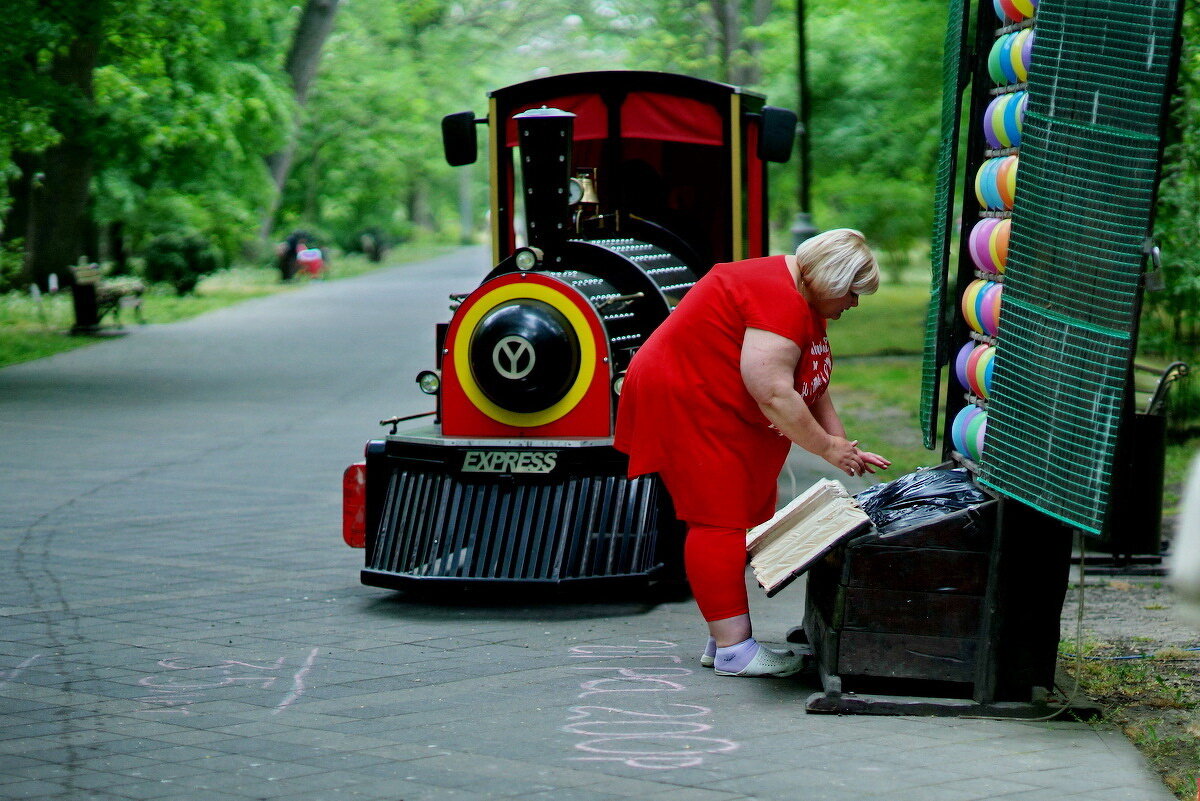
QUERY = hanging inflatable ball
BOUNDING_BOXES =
[980,282,1003,336]
[966,343,987,396]
[998,33,1020,84]
[952,405,982,456]
[974,280,996,335]
[967,343,997,399]
[966,410,989,460]
[955,340,976,391]
[969,217,999,273]
[961,279,988,334]
[996,154,1018,209]
[975,158,1005,211]
[1003,90,1027,148]
[988,36,1009,85]
[989,217,1011,274]
[983,95,1008,150]
[977,344,997,398]
[995,0,1034,23]
[1012,28,1034,81]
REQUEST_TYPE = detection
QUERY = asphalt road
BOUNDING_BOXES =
[0,248,1174,800]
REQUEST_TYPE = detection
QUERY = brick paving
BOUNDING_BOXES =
[0,248,1175,800]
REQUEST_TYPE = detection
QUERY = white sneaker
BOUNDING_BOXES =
[701,637,716,668]
[714,643,807,677]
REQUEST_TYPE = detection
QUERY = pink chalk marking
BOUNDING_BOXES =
[569,640,678,655]
[158,657,286,671]
[272,647,319,714]
[567,704,710,719]
[563,642,741,769]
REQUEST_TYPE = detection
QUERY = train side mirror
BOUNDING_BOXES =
[442,111,478,166]
[759,106,797,163]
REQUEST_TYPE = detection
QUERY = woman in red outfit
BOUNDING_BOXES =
[614,229,890,677]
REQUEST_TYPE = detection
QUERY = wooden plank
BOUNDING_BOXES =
[804,597,839,681]
[845,546,990,595]
[862,499,998,550]
[841,587,984,638]
[837,631,977,683]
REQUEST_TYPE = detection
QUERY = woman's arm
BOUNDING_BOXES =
[809,391,892,473]
[741,328,865,477]
[808,391,847,438]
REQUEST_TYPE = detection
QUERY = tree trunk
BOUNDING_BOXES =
[260,0,343,241]
[1,152,37,247]
[25,31,101,289]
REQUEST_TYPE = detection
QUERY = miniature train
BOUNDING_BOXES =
[341,71,795,590]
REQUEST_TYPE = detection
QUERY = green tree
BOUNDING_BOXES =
[1,0,292,288]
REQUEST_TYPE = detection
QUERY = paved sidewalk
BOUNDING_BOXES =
[0,248,1175,800]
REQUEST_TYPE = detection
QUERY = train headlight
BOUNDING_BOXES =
[416,370,441,395]
[612,372,626,396]
[514,247,541,271]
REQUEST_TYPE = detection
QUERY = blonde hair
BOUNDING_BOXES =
[795,228,880,300]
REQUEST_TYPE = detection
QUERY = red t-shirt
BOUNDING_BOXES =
[613,255,831,528]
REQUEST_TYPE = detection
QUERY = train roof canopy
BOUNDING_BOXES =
[490,71,766,149]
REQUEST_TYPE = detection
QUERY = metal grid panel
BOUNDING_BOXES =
[977,0,1179,534]
[920,0,970,449]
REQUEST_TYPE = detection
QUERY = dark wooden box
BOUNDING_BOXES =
[802,484,1075,710]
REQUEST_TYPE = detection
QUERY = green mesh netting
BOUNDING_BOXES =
[977,0,1180,534]
[920,0,971,449]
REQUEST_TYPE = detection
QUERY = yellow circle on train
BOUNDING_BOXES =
[453,280,599,427]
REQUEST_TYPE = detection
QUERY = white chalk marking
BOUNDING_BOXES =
[0,654,42,689]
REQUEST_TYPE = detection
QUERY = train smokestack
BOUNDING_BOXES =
[513,107,575,254]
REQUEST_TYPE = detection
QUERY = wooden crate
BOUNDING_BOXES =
[803,494,1072,708]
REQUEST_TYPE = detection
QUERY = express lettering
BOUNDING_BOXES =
[461,451,558,474]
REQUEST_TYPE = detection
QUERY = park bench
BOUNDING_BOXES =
[70,264,145,331]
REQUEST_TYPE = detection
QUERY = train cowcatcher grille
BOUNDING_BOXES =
[361,432,679,589]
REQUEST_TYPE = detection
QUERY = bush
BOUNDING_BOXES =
[0,242,23,294]
[141,232,222,295]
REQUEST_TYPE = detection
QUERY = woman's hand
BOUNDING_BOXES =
[854,447,892,474]
[821,435,867,477]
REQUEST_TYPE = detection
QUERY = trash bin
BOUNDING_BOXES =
[804,467,1073,712]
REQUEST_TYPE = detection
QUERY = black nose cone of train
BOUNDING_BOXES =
[469,300,581,413]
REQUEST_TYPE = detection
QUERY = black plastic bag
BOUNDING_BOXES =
[855,468,988,534]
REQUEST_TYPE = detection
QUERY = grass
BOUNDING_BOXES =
[0,243,455,369]
[824,276,1198,494]
[825,282,939,475]
[1060,638,1200,799]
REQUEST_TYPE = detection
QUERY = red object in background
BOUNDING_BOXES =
[297,247,324,277]
[342,463,366,547]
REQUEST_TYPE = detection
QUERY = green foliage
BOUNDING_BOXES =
[89,0,292,257]
[1141,1,1200,439]
[141,231,222,294]
[0,239,24,294]
[0,0,292,266]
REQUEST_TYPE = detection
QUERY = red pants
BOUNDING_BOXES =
[684,522,750,622]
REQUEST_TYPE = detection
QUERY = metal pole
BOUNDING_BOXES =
[791,0,818,248]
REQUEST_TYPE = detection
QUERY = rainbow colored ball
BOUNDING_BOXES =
[988,29,1035,85]
[961,279,1003,336]
[955,340,975,390]
[993,0,1036,23]
[951,405,989,461]
[974,155,1018,211]
[990,217,1011,274]
[965,343,996,399]
[967,216,1013,275]
[983,92,1027,150]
